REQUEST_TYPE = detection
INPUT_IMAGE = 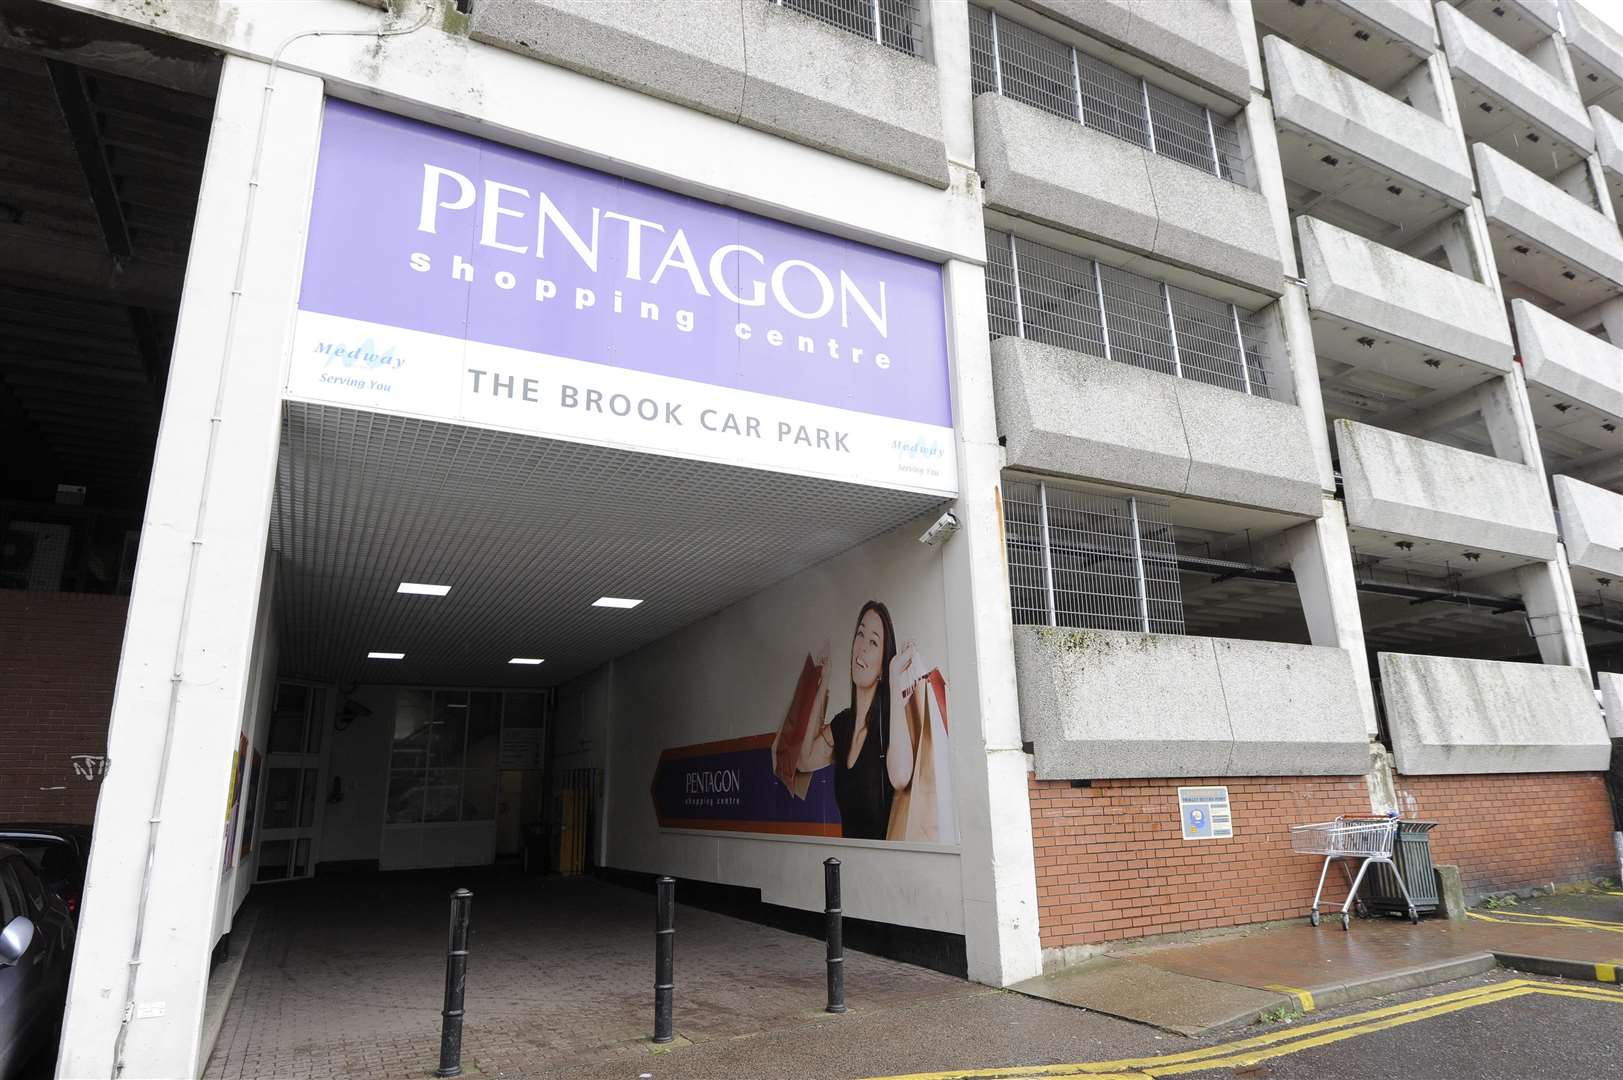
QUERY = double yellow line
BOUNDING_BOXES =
[1466,908,1623,934]
[866,979,1623,1080]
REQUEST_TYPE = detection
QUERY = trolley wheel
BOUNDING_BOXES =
[1309,910,1320,927]
[1340,912,1351,931]
[1354,899,1368,917]
[1408,907,1420,925]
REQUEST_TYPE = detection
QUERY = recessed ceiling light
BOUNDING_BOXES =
[398,582,451,596]
[592,596,643,609]
[367,651,405,660]
[509,657,545,665]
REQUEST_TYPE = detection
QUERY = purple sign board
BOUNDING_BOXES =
[287,100,956,495]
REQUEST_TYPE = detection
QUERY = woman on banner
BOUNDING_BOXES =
[791,601,924,840]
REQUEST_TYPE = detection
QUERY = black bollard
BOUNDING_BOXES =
[436,888,473,1078]
[654,876,676,1043]
[824,858,846,1013]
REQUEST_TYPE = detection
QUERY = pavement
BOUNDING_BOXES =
[172,873,1622,1080]
[1009,886,1623,1035]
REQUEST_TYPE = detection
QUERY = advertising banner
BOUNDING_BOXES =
[650,597,958,846]
[287,100,957,496]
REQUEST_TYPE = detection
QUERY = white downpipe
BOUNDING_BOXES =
[106,5,432,1074]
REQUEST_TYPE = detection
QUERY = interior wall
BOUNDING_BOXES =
[552,665,613,866]
[319,684,398,866]
[584,514,967,934]
[213,555,278,943]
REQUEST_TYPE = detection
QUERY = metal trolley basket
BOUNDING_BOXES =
[1290,816,1418,930]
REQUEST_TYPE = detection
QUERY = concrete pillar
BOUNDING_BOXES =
[931,0,975,171]
[1476,550,1593,671]
[940,256,1043,986]
[57,57,323,1080]
[1244,89,1336,492]
[1281,500,1381,737]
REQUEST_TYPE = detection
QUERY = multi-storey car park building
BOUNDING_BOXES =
[0,0,1620,1075]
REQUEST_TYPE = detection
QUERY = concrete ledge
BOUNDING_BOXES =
[1015,627,1370,780]
[1561,0,1623,101]
[740,2,948,187]
[1591,106,1623,203]
[470,0,748,122]
[1553,475,1623,580]
[975,95,1282,293]
[1017,0,1251,102]
[1476,143,1623,290]
[470,0,949,187]
[1599,672,1623,740]
[1335,420,1557,561]
[1298,217,1513,373]
[1512,300,1623,423]
[1495,952,1623,983]
[1341,0,1437,55]
[991,337,1323,516]
[1438,3,1592,154]
[1265,36,1472,207]
[1379,652,1612,774]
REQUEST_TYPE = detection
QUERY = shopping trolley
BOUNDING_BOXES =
[1290,815,1418,930]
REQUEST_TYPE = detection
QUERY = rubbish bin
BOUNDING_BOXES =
[1365,820,1439,916]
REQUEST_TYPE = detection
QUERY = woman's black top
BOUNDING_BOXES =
[829,706,892,841]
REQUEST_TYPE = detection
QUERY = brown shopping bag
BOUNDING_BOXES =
[770,654,825,799]
[885,669,957,843]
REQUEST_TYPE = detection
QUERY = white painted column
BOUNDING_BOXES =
[58,57,323,1080]
[940,255,1043,986]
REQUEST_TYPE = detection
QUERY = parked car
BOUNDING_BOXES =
[0,828,90,922]
[0,844,75,1080]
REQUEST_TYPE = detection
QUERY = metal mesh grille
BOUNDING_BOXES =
[968,5,1245,185]
[1003,479,1185,634]
[984,228,1272,399]
[779,0,925,58]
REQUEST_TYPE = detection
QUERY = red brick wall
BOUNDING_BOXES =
[1394,772,1617,897]
[1029,774,1372,950]
[0,591,128,824]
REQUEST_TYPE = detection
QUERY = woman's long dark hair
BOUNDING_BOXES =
[849,600,897,757]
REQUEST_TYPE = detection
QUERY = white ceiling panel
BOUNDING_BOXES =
[272,403,947,688]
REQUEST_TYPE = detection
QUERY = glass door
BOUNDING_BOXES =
[255,682,330,883]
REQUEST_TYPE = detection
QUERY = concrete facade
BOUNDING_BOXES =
[470,0,951,186]
[973,93,1283,292]
[989,338,1322,517]
[1017,0,1252,102]
[1379,652,1612,774]
[1264,35,1473,207]
[1554,475,1623,579]
[1297,216,1514,375]
[16,1,1623,1074]
[1013,627,1370,780]
[1513,299,1623,423]
[1437,2,1592,158]
[1475,143,1623,290]
[1335,420,1559,561]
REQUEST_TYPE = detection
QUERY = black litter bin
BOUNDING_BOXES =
[1365,820,1439,916]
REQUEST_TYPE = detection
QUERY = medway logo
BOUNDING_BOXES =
[314,338,406,371]
[892,436,945,461]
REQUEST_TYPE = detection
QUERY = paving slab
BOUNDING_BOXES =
[1009,956,1290,1036]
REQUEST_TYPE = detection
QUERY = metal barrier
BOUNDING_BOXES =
[654,876,676,1044]
[435,888,473,1078]
[825,858,846,1013]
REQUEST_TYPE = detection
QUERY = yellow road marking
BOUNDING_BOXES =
[1467,909,1623,933]
[1595,962,1617,983]
[1263,984,1315,1013]
[865,980,1623,1080]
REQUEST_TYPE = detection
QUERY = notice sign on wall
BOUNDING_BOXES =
[286,100,956,497]
[1179,786,1233,840]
